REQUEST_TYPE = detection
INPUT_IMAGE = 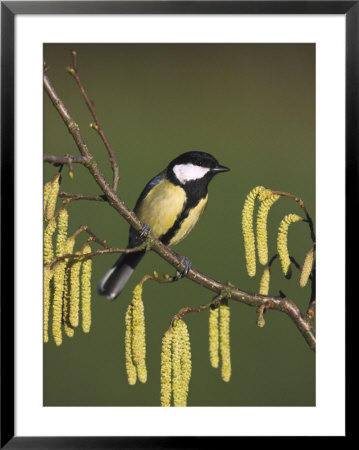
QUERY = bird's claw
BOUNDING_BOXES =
[140,223,152,239]
[175,256,192,280]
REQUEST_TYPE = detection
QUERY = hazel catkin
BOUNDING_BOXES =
[277,214,303,277]
[160,330,173,406]
[300,248,314,288]
[45,173,60,221]
[81,244,92,333]
[209,307,219,369]
[219,303,231,383]
[242,186,265,277]
[256,194,280,266]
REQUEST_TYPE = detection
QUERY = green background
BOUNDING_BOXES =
[44,44,315,407]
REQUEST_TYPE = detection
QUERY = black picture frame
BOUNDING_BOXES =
[1,1,351,447]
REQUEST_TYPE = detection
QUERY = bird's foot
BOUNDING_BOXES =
[174,256,192,280]
[140,223,152,240]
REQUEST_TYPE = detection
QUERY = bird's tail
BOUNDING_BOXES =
[97,251,145,301]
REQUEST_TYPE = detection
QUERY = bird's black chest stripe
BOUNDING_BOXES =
[160,181,207,246]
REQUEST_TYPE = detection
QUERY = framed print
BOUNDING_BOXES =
[1,1,352,446]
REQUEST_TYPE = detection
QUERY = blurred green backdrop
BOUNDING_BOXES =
[44,44,315,407]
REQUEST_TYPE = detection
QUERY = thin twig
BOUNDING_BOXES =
[69,225,110,247]
[59,191,106,202]
[271,190,316,243]
[139,273,175,286]
[49,244,146,268]
[169,293,229,328]
[174,305,209,322]
[268,253,278,267]
[44,154,89,167]
[307,265,316,319]
[67,50,120,190]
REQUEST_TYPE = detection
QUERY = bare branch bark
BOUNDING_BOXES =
[58,191,106,202]
[49,244,146,268]
[43,154,89,166]
[67,50,120,191]
[43,72,316,352]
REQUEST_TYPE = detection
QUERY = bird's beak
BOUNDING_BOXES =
[212,164,230,173]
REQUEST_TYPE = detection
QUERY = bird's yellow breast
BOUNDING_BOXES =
[135,178,208,247]
[168,195,208,246]
[136,179,187,239]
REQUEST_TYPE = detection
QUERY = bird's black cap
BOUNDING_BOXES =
[168,151,230,172]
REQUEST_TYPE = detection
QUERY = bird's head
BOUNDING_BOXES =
[167,151,230,186]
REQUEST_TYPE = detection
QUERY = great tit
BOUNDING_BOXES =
[97,151,230,300]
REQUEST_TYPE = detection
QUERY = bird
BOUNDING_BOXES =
[97,151,230,300]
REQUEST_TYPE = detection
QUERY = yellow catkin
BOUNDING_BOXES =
[277,214,303,277]
[65,237,75,255]
[63,265,74,338]
[52,261,66,346]
[209,307,219,368]
[56,209,68,256]
[43,265,53,343]
[160,330,173,407]
[131,285,147,384]
[256,194,280,265]
[179,321,192,407]
[125,304,137,385]
[62,238,75,337]
[171,320,192,407]
[242,186,265,277]
[259,266,271,296]
[300,248,314,288]
[81,244,92,333]
[257,188,275,202]
[43,181,52,217]
[69,254,81,327]
[44,218,57,265]
[219,303,231,382]
[45,173,60,221]
[48,231,74,344]
[172,321,184,406]
[137,360,147,384]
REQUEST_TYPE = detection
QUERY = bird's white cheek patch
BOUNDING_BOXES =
[173,163,210,183]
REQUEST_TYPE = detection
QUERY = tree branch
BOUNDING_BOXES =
[50,244,146,268]
[43,154,89,167]
[67,50,120,191]
[69,225,110,247]
[43,72,316,352]
[59,191,106,202]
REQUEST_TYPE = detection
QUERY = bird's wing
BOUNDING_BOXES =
[128,172,164,247]
[133,172,164,213]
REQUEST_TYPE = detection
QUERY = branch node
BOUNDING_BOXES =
[90,122,99,131]
[220,286,232,300]
[66,66,76,77]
